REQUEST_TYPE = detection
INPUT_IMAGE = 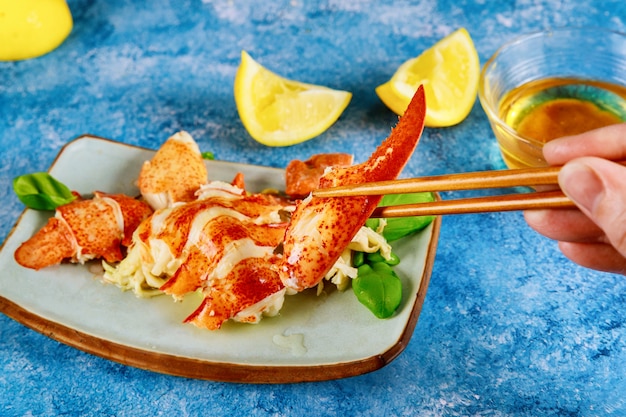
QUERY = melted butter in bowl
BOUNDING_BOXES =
[501,78,626,142]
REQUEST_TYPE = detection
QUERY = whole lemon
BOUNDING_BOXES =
[0,0,73,61]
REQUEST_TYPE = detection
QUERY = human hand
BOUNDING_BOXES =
[524,123,626,274]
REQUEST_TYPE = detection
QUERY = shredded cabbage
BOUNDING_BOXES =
[102,243,166,298]
[321,225,391,292]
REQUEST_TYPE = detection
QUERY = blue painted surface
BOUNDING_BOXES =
[2,0,626,415]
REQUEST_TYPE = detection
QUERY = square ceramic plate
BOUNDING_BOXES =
[0,135,440,383]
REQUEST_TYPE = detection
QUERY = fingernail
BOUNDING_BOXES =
[559,161,604,213]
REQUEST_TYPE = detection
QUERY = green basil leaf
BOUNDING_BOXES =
[366,250,400,266]
[13,172,76,211]
[352,251,365,267]
[366,192,436,242]
[357,263,374,276]
[201,151,215,160]
[370,260,396,275]
[352,265,402,319]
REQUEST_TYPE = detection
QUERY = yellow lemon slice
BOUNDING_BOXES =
[0,0,73,61]
[376,28,479,127]
[234,51,352,146]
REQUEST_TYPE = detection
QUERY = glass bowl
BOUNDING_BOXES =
[478,27,626,169]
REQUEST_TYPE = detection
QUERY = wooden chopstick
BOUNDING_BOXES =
[369,190,574,218]
[313,161,626,197]
[312,161,626,217]
[312,165,563,198]
[310,162,613,217]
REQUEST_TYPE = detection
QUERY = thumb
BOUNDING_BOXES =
[559,158,626,257]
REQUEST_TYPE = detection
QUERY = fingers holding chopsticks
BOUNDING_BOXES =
[523,203,626,273]
[523,123,626,275]
[542,122,626,164]
[524,205,604,243]
[556,241,626,275]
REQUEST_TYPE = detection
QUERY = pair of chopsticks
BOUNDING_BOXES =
[312,162,623,218]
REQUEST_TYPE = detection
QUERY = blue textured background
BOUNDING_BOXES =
[2,1,626,416]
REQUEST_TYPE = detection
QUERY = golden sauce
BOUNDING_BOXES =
[515,98,623,141]
[499,78,626,143]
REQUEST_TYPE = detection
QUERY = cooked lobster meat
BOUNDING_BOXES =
[279,85,426,291]
[14,192,153,270]
[15,86,427,330]
[138,130,208,210]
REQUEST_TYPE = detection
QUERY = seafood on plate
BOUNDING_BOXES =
[106,86,426,329]
[138,130,208,210]
[285,153,353,199]
[12,130,204,272]
[280,85,427,291]
[15,86,427,330]
[105,180,295,330]
[14,192,153,270]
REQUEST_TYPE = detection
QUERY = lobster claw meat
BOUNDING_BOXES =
[279,85,426,291]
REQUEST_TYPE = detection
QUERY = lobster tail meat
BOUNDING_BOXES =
[184,256,286,330]
[94,192,154,247]
[13,218,75,271]
[159,212,288,298]
[14,193,153,270]
[106,180,293,329]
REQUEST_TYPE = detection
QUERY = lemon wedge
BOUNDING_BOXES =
[234,51,352,147]
[376,28,480,127]
[0,0,73,61]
